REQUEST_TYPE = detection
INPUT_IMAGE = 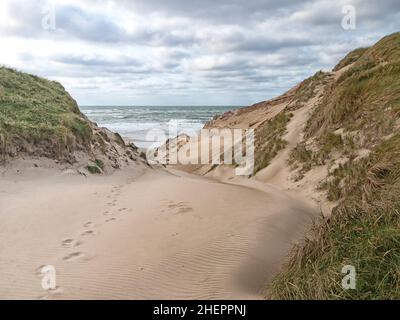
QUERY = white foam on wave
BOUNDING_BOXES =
[80,106,233,148]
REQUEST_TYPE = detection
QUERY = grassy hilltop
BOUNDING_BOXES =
[0,67,138,171]
[0,67,94,160]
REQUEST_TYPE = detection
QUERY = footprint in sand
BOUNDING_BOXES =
[111,189,121,196]
[118,207,127,212]
[62,251,84,261]
[176,207,193,214]
[103,211,113,216]
[167,201,186,209]
[105,217,116,222]
[34,265,47,277]
[81,230,96,237]
[83,221,94,228]
[166,201,193,215]
[61,238,81,248]
[62,251,95,262]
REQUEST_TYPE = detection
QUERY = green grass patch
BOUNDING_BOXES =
[94,159,104,170]
[305,33,400,148]
[288,143,313,174]
[333,47,369,71]
[269,134,400,299]
[0,67,93,158]
[253,112,292,174]
[288,71,330,111]
[114,132,125,146]
[86,164,102,174]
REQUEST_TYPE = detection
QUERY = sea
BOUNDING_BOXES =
[80,105,235,149]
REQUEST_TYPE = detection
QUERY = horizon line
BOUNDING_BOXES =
[79,105,244,108]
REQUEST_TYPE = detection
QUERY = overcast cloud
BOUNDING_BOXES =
[0,0,399,105]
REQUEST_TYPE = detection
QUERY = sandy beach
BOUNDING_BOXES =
[0,161,316,299]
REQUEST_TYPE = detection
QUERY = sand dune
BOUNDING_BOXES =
[0,162,316,299]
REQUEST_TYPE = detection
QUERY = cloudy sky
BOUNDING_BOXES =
[0,0,399,106]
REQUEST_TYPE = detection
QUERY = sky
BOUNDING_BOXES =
[0,0,399,106]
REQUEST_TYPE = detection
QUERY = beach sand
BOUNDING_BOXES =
[0,163,316,299]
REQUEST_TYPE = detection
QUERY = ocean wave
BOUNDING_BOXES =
[80,105,234,147]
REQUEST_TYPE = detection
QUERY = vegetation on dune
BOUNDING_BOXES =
[255,70,332,176]
[288,70,330,111]
[253,111,292,174]
[0,67,138,170]
[290,32,400,175]
[86,163,102,174]
[113,132,125,146]
[332,47,369,71]
[0,67,93,160]
[270,134,400,299]
[288,142,314,176]
[86,159,104,174]
[269,32,400,299]
[305,33,400,145]
[94,158,104,170]
[252,68,334,175]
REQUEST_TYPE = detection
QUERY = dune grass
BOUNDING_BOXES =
[333,47,369,71]
[86,163,102,174]
[288,71,330,111]
[305,33,400,147]
[0,67,93,158]
[268,32,400,300]
[253,111,292,174]
[290,33,400,173]
[269,134,400,299]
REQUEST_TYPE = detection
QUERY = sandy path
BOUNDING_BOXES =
[0,165,315,299]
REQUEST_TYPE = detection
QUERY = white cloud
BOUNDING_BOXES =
[0,0,399,105]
